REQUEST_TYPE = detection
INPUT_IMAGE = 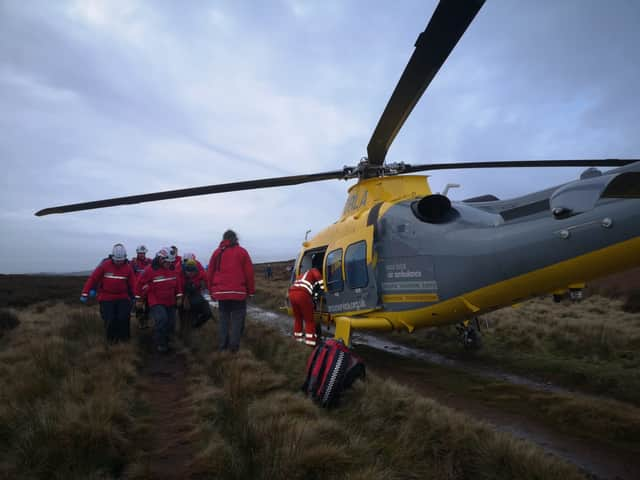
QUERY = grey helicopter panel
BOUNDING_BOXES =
[374,162,640,311]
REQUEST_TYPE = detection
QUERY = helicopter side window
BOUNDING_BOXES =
[345,241,368,289]
[326,249,344,293]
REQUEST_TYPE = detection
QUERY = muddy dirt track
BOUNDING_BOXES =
[248,305,640,480]
[134,334,199,480]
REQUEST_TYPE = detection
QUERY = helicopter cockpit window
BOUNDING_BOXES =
[326,249,344,292]
[345,241,368,289]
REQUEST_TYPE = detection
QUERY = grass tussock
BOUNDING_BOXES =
[0,303,139,479]
[183,313,586,480]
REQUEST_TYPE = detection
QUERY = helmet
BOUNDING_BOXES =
[183,258,198,273]
[136,245,148,254]
[157,246,176,263]
[112,243,127,261]
[170,245,178,256]
[183,252,196,261]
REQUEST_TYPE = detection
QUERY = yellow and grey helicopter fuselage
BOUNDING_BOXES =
[294,163,640,344]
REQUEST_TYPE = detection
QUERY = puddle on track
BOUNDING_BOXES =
[246,304,639,480]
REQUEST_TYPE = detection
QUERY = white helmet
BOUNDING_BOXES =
[157,247,175,263]
[136,244,148,254]
[183,252,196,261]
[112,243,127,261]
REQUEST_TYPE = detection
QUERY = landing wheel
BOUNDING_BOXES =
[456,320,482,350]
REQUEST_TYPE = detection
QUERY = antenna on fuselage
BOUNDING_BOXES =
[442,183,460,197]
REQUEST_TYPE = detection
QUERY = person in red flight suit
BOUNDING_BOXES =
[135,247,184,353]
[81,243,136,343]
[288,261,324,346]
[207,230,255,352]
[131,244,153,329]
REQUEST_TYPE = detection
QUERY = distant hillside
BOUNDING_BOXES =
[254,260,295,281]
[0,274,85,308]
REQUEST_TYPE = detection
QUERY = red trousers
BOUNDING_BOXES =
[288,289,317,346]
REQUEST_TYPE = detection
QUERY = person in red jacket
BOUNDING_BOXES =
[81,243,136,342]
[288,260,324,346]
[181,258,211,329]
[135,247,184,353]
[131,244,152,276]
[183,252,205,276]
[170,245,182,272]
[131,244,153,329]
[207,230,255,352]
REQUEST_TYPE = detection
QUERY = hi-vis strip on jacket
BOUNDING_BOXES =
[152,275,178,283]
[104,273,128,280]
[291,268,324,296]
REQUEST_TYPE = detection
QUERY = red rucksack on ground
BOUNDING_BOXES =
[302,338,365,408]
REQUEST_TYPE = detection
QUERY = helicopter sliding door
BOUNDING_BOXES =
[323,232,379,315]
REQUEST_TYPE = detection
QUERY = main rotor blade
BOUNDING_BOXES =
[401,159,638,174]
[35,169,346,216]
[366,0,485,167]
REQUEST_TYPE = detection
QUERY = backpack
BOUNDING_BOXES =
[302,338,365,408]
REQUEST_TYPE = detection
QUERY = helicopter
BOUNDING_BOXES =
[36,0,640,348]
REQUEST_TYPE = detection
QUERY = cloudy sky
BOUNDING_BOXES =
[1,0,639,273]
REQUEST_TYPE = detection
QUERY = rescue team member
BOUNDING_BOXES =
[131,244,152,329]
[131,244,152,276]
[170,245,182,272]
[183,252,205,275]
[207,230,255,353]
[81,243,136,343]
[135,248,184,353]
[181,258,211,329]
[288,265,324,346]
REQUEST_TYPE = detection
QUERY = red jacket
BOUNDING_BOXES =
[289,268,324,297]
[131,257,152,276]
[207,240,255,301]
[82,259,136,302]
[135,264,184,307]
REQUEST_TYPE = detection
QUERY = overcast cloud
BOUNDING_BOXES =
[1,0,639,273]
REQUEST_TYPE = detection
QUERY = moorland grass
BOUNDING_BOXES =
[0,303,139,479]
[183,315,586,480]
[0,273,634,478]
[0,308,19,336]
[387,295,640,405]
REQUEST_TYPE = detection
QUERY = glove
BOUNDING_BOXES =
[135,299,145,311]
[80,295,88,304]
[176,296,184,308]
[89,289,97,298]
